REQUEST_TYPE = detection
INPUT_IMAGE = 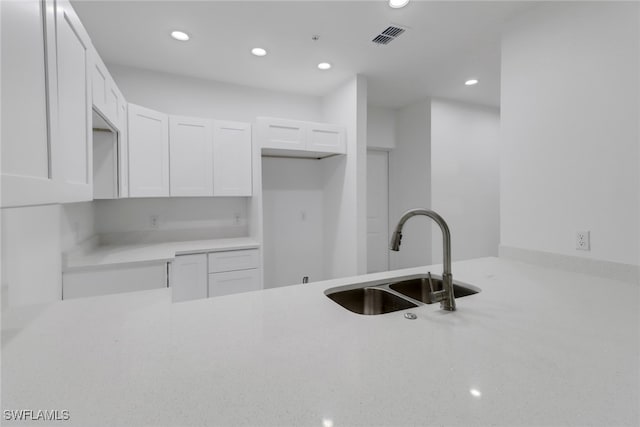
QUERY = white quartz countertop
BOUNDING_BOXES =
[63,237,260,271]
[2,257,638,426]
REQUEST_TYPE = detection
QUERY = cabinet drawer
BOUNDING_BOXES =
[208,249,259,273]
[208,269,260,297]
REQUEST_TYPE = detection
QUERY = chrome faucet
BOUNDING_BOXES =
[389,208,456,311]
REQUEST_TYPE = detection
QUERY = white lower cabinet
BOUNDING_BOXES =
[171,249,260,302]
[171,254,208,302]
[63,263,167,300]
[209,269,260,297]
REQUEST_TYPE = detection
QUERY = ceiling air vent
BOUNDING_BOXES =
[372,25,407,45]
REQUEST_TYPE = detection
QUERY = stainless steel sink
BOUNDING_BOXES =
[326,287,418,315]
[389,275,479,304]
[325,273,480,315]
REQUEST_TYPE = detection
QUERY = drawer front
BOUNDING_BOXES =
[208,249,259,273]
[208,269,260,297]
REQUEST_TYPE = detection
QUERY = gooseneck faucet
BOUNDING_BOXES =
[389,208,456,311]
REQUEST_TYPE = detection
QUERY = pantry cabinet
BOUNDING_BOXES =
[169,116,214,197]
[127,104,170,197]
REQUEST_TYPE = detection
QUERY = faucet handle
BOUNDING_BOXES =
[427,272,435,293]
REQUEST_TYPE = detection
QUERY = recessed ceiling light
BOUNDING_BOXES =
[170,30,190,41]
[318,62,332,70]
[389,0,409,9]
[465,79,479,86]
[251,47,267,57]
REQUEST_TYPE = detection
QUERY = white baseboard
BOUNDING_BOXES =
[499,245,639,284]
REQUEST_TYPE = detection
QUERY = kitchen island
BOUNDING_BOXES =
[2,257,638,426]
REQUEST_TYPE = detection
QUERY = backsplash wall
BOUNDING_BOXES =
[94,197,249,244]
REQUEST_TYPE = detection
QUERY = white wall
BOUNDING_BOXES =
[60,202,95,252]
[389,100,432,269]
[367,105,396,150]
[322,75,368,278]
[262,158,324,288]
[108,64,323,123]
[500,1,639,266]
[94,198,247,244]
[431,99,500,263]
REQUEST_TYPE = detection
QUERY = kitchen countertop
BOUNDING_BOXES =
[63,237,260,271]
[2,257,638,426]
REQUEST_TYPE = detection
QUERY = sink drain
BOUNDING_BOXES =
[404,312,417,320]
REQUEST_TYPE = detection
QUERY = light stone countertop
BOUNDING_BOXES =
[2,257,638,426]
[63,237,260,271]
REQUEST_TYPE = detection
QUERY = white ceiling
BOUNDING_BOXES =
[72,1,535,108]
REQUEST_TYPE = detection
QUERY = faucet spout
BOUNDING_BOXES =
[389,208,455,311]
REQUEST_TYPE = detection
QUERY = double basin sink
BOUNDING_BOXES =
[325,274,480,315]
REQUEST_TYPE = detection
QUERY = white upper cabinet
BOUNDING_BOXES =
[169,116,214,197]
[258,118,306,151]
[91,52,109,118]
[1,0,93,206]
[128,104,169,197]
[90,49,124,131]
[307,123,346,154]
[55,0,93,203]
[1,0,58,207]
[257,117,346,159]
[213,121,252,197]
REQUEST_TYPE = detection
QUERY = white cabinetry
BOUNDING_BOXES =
[257,118,306,151]
[209,269,260,298]
[213,120,252,196]
[307,123,346,154]
[91,49,126,131]
[128,103,170,197]
[170,249,260,302]
[56,0,93,203]
[171,254,208,303]
[258,117,346,159]
[63,263,167,300]
[169,116,214,197]
[208,249,260,297]
[1,0,57,207]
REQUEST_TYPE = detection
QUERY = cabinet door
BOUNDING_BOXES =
[128,103,169,197]
[56,0,93,202]
[213,120,252,196]
[209,269,260,298]
[257,118,306,151]
[91,49,108,117]
[169,116,214,197]
[0,0,58,207]
[307,123,346,154]
[172,254,208,302]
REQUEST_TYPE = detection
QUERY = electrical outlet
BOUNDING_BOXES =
[234,213,240,224]
[576,231,590,251]
[150,215,159,229]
